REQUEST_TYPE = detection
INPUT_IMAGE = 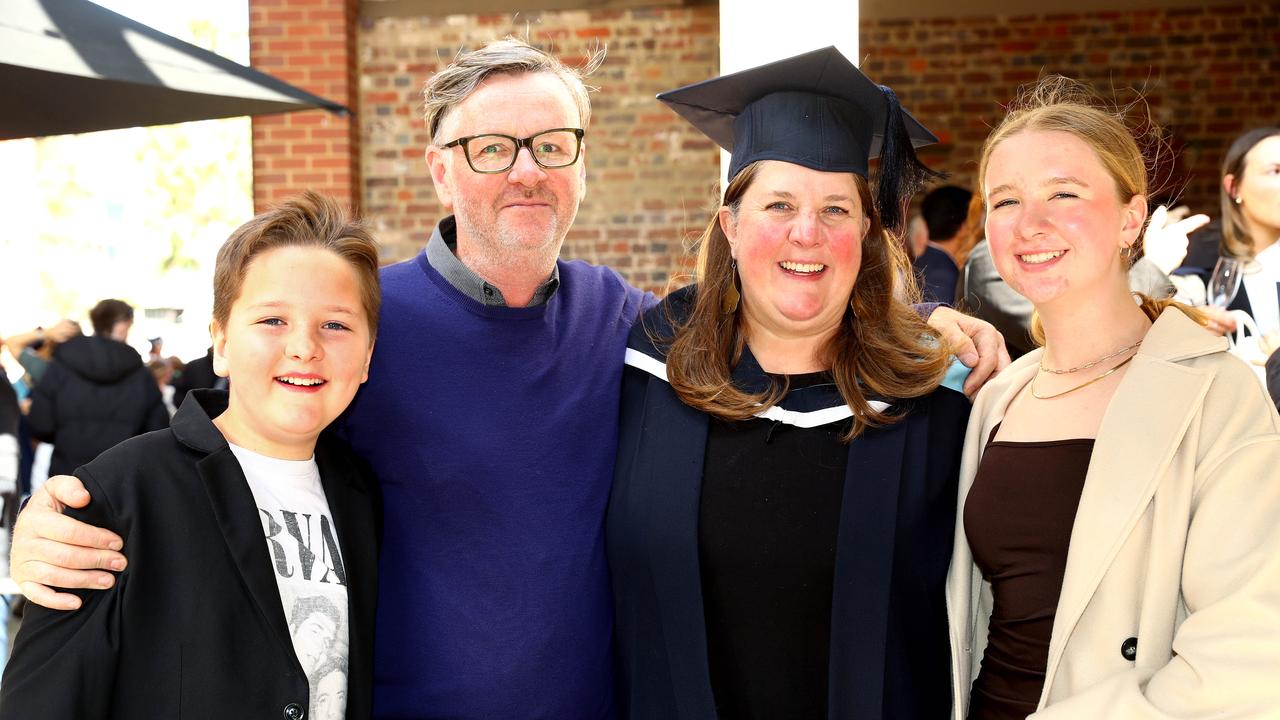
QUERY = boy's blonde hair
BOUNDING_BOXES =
[213,191,381,340]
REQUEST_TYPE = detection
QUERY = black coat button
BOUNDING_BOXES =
[283,702,305,720]
[1121,636,1138,661]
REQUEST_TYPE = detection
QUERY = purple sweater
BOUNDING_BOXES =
[340,249,650,719]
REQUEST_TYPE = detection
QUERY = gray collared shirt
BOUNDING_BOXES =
[425,216,560,307]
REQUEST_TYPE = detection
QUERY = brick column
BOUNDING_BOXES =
[248,0,360,212]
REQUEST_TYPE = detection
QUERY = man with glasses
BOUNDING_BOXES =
[10,39,1005,719]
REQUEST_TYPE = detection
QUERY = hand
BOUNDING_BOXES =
[10,475,127,610]
[47,319,80,343]
[1143,205,1210,275]
[927,307,1011,397]
[1198,305,1238,337]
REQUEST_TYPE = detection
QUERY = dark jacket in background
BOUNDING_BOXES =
[0,390,381,719]
[172,347,220,408]
[1177,221,1257,318]
[912,244,960,305]
[27,335,168,477]
[0,379,17,439]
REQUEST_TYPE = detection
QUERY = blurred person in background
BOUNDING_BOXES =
[2,319,82,497]
[1175,128,1280,326]
[146,337,164,364]
[1168,128,1280,401]
[3,320,82,391]
[26,299,168,478]
[912,184,972,303]
[172,346,221,409]
[147,359,177,417]
[0,372,19,527]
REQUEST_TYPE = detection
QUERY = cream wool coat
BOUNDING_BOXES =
[946,307,1280,719]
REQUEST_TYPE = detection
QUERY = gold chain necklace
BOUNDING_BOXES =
[1039,340,1143,374]
[1030,353,1137,400]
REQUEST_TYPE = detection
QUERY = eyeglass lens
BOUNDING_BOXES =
[464,130,580,171]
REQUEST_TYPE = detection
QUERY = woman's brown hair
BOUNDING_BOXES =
[1219,127,1280,259]
[213,190,381,341]
[660,161,951,442]
[976,76,1205,344]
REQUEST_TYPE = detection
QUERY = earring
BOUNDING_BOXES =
[1121,244,1136,263]
[722,260,741,315]
[1235,196,1244,205]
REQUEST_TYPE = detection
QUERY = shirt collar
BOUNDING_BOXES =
[425,216,560,307]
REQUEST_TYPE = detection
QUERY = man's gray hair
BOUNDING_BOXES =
[423,37,605,144]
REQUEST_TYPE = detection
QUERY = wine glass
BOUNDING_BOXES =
[1207,257,1243,309]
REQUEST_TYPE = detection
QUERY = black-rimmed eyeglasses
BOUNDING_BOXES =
[440,128,585,173]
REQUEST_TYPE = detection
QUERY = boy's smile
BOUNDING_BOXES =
[211,245,374,460]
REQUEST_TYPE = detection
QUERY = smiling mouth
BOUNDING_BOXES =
[1019,250,1066,264]
[276,376,326,390]
[779,261,826,275]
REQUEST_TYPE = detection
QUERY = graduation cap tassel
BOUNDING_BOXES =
[874,86,945,235]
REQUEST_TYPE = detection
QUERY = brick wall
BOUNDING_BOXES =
[358,8,721,290]
[250,0,362,212]
[861,3,1280,214]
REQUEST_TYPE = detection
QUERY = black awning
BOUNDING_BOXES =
[0,0,349,140]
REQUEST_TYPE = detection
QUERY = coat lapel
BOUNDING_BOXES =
[1042,311,1222,691]
[827,418,907,718]
[314,438,377,717]
[196,449,301,666]
[640,377,719,718]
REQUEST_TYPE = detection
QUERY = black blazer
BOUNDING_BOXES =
[0,390,381,720]
[607,289,970,719]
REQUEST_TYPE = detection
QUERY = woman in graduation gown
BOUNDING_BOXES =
[607,48,971,720]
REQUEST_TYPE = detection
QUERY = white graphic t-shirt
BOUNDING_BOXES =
[230,443,350,720]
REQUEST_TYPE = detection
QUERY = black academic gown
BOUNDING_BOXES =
[607,287,970,720]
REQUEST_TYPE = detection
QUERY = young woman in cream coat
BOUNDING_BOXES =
[947,77,1280,720]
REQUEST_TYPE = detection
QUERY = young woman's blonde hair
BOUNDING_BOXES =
[659,162,950,442]
[976,76,1205,344]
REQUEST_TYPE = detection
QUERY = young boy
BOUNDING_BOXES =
[0,191,382,720]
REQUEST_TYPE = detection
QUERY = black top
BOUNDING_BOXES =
[913,245,960,305]
[963,425,1093,720]
[699,372,850,720]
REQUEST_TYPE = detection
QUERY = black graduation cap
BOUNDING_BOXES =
[657,46,942,232]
